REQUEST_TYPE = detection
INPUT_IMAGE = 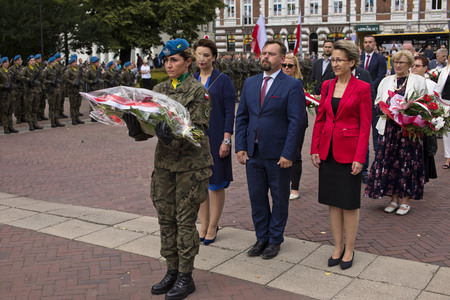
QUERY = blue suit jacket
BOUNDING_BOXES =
[235,71,305,161]
[360,52,386,92]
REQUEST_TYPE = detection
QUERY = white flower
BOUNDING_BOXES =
[432,117,445,130]
[444,105,450,118]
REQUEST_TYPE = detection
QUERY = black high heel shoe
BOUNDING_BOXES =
[328,247,345,267]
[340,251,354,270]
[203,226,219,245]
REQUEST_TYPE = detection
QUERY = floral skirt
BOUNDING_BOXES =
[364,119,425,200]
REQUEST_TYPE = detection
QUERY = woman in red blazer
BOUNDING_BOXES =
[311,40,372,270]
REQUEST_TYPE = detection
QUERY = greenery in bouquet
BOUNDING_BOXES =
[426,67,442,83]
[304,81,319,115]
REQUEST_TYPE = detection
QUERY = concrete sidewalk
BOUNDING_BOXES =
[1,192,449,300]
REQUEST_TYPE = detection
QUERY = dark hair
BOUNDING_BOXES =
[193,39,218,59]
[263,40,287,55]
[323,39,334,45]
[364,35,375,42]
[414,56,428,68]
[333,40,360,71]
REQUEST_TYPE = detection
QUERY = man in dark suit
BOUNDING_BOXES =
[235,40,305,259]
[310,40,335,98]
[360,35,387,183]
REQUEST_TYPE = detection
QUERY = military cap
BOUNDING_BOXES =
[14,55,22,61]
[27,55,35,62]
[70,54,77,60]
[106,61,114,68]
[1,57,8,64]
[48,57,56,64]
[159,38,189,59]
[90,56,99,63]
[54,53,61,59]
[35,54,42,60]
[124,61,131,68]
[68,57,76,64]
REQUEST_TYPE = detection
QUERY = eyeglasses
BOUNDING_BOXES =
[393,61,408,65]
[282,63,294,68]
[330,58,349,64]
[412,64,424,68]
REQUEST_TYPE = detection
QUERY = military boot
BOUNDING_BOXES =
[51,120,57,128]
[8,126,19,133]
[33,123,43,130]
[55,120,65,127]
[72,119,78,125]
[4,127,10,134]
[151,269,178,295]
[28,123,35,131]
[165,272,195,300]
[76,118,85,124]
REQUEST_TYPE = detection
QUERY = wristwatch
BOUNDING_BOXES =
[222,138,232,145]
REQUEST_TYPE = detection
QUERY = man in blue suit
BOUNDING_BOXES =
[360,35,387,183]
[235,40,306,259]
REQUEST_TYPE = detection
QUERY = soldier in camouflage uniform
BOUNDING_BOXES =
[42,56,65,128]
[119,61,136,86]
[300,53,313,88]
[34,54,48,121]
[248,53,260,77]
[240,54,249,94]
[102,61,119,88]
[83,56,103,122]
[19,55,43,131]
[0,57,19,134]
[231,53,243,100]
[10,55,25,124]
[65,57,85,125]
[123,38,212,300]
[220,53,232,77]
[54,53,68,119]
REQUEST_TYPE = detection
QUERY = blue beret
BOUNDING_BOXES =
[14,55,21,61]
[124,61,131,68]
[54,53,61,59]
[48,57,56,63]
[68,57,76,64]
[1,57,8,64]
[35,54,42,60]
[106,61,114,68]
[70,54,77,60]
[159,38,190,59]
[90,56,99,63]
[27,55,34,62]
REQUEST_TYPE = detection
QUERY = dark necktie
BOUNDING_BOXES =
[260,76,271,107]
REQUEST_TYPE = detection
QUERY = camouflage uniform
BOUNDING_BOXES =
[0,67,14,129]
[35,62,46,119]
[240,57,249,92]
[65,65,83,122]
[83,65,103,92]
[300,58,313,88]
[248,57,260,77]
[119,69,136,87]
[9,62,25,123]
[132,75,213,273]
[19,64,41,126]
[220,57,232,77]
[102,68,119,88]
[41,64,62,125]
[55,62,67,117]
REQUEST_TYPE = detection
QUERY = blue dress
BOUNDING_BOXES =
[194,69,235,187]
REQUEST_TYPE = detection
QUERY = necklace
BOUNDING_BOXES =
[393,73,408,92]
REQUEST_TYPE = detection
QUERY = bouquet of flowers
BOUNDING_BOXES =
[426,67,442,83]
[304,89,320,115]
[379,90,450,139]
[80,86,204,147]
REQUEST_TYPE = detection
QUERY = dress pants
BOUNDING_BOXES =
[246,143,291,245]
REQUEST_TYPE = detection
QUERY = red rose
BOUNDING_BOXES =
[424,94,431,102]
[306,100,311,106]
[430,102,438,110]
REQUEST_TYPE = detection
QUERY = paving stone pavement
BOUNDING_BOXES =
[1,99,450,299]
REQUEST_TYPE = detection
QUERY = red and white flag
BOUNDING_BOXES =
[251,14,268,57]
[293,11,302,55]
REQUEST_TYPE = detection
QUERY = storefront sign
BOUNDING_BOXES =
[356,25,379,32]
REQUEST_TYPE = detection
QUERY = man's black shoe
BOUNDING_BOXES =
[165,272,195,300]
[151,269,178,295]
[261,243,280,259]
[33,123,43,130]
[247,241,268,256]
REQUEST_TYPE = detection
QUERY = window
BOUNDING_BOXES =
[225,0,235,17]
[334,0,343,13]
[432,0,442,10]
[227,35,235,52]
[310,0,319,14]
[274,0,282,16]
[287,0,296,15]
[244,34,252,52]
[243,0,252,24]
[274,33,281,40]
[364,0,374,12]
[394,0,404,11]
[287,33,296,51]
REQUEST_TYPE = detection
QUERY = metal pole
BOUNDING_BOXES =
[417,0,421,32]
[39,0,44,54]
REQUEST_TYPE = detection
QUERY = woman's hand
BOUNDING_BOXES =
[219,143,230,158]
[311,154,321,169]
[351,161,363,175]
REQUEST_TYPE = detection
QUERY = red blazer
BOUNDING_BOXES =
[310,75,372,164]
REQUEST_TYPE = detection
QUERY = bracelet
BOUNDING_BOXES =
[222,138,231,145]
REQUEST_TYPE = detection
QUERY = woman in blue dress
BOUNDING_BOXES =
[194,39,236,244]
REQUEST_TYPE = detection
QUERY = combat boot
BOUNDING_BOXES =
[4,127,10,134]
[165,272,195,300]
[41,115,49,120]
[33,123,43,130]
[72,119,78,125]
[151,269,178,295]
[16,118,22,124]
[51,120,57,128]
[55,120,65,127]
[28,123,35,131]
[8,126,19,133]
[76,118,85,124]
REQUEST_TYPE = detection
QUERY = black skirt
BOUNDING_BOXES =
[319,147,362,210]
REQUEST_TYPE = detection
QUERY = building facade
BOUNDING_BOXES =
[214,0,449,55]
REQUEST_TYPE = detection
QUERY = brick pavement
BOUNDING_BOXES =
[2,99,450,269]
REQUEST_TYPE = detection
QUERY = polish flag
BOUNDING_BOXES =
[251,14,268,57]
[293,11,302,55]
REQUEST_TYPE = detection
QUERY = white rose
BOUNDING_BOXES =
[432,117,445,130]
[444,106,450,118]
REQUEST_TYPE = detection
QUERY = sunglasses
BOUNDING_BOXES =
[282,63,294,68]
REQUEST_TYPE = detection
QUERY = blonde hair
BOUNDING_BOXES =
[392,50,414,68]
[284,54,303,80]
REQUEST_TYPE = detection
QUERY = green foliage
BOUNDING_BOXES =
[151,69,169,87]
